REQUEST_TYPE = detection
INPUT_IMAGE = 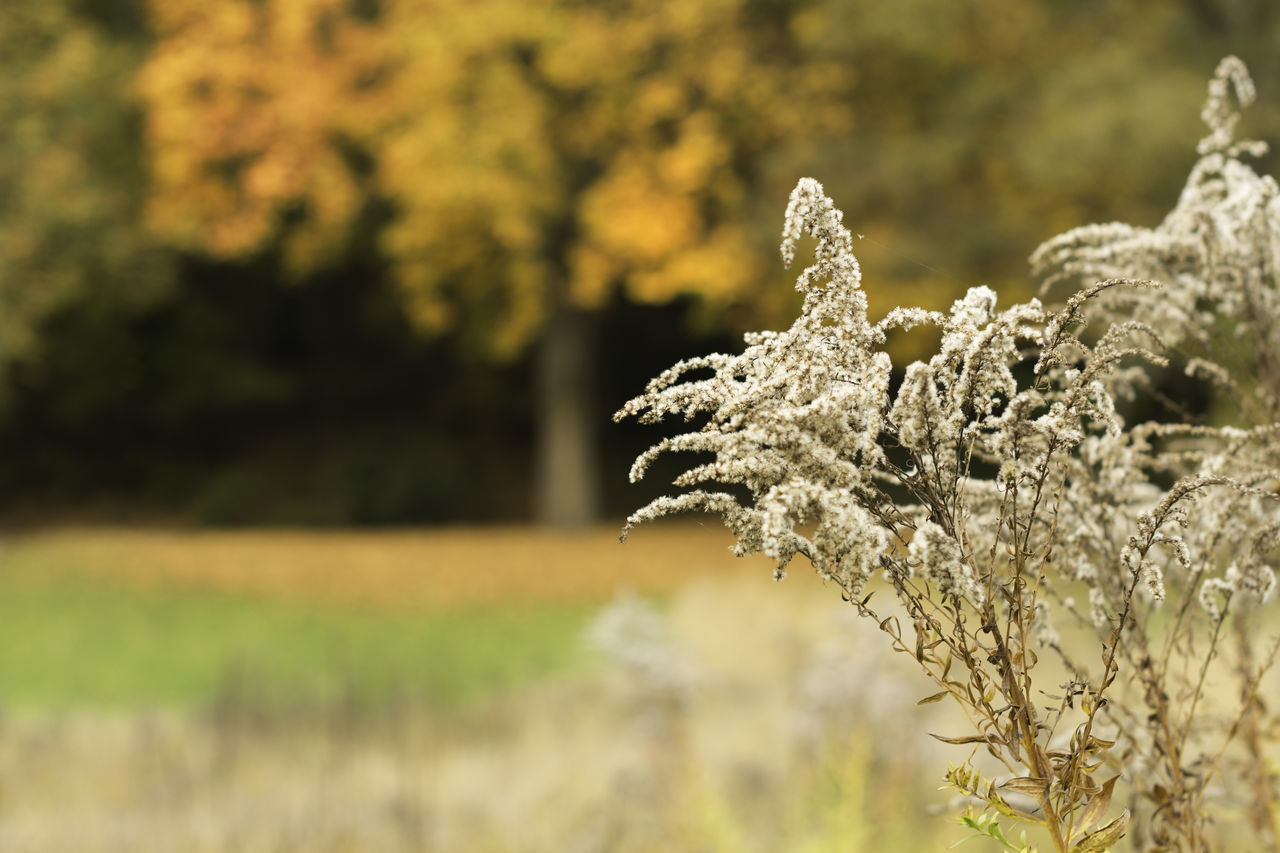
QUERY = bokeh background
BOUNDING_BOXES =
[1,1,1277,849]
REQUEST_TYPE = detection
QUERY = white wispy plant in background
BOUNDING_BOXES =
[617,57,1280,853]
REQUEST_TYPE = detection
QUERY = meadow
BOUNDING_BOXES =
[0,524,725,711]
[0,522,972,851]
[4,524,1276,851]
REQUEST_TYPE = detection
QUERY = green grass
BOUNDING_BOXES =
[0,568,591,712]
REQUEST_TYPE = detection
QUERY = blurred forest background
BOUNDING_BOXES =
[2,0,1279,529]
[6,3,1280,849]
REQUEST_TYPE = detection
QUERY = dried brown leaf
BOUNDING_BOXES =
[1070,808,1130,853]
[1074,775,1119,837]
[998,776,1050,798]
[930,732,996,745]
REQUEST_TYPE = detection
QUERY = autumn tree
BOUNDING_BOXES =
[135,1,386,278]
[134,0,1280,527]
[135,0,850,527]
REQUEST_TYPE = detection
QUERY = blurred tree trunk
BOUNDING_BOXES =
[535,304,601,528]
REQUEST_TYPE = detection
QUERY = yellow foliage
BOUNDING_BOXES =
[374,0,849,353]
[136,0,385,275]
[582,160,702,265]
[137,0,852,355]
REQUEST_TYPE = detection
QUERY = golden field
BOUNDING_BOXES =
[1,521,778,610]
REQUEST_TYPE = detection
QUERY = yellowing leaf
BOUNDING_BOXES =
[1070,808,1130,853]
[1072,775,1119,838]
[997,776,1049,798]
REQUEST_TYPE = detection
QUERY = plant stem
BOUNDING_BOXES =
[983,601,1070,853]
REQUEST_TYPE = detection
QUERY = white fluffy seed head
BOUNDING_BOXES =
[619,58,1280,652]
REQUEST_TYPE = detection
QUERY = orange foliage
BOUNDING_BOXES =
[136,0,386,275]
[136,0,851,354]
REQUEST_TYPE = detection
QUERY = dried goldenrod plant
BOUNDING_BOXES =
[617,57,1280,853]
